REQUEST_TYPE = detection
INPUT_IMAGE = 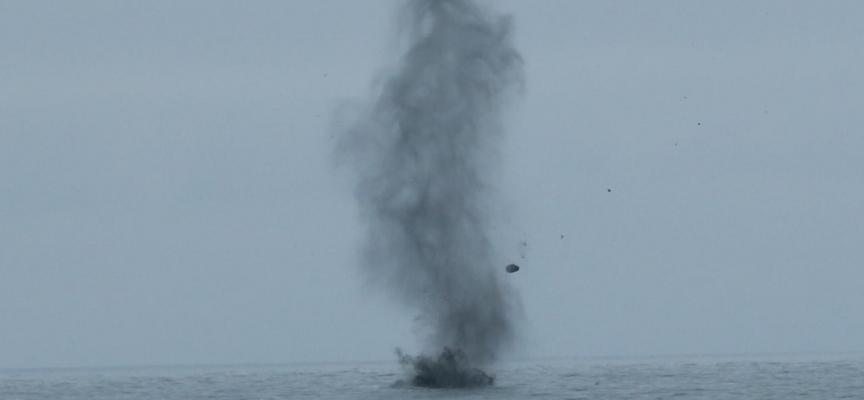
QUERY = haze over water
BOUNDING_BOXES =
[3,354,863,399]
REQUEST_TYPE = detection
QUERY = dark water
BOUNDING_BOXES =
[2,354,862,399]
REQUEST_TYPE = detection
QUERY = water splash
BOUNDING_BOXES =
[335,0,523,387]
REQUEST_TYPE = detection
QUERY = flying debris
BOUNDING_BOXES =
[505,264,520,273]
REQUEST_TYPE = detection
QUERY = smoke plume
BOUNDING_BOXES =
[336,0,523,387]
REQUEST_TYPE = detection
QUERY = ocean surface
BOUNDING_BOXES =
[2,353,862,399]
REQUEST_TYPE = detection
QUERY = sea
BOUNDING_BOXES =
[2,353,862,399]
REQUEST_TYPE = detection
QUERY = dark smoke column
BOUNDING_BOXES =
[336,0,523,387]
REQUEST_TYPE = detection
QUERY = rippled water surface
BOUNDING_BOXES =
[3,354,862,399]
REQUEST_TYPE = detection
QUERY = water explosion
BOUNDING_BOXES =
[336,0,524,387]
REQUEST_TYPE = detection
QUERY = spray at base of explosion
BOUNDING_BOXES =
[335,0,523,388]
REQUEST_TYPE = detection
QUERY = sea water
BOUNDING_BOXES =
[2,353,862,399]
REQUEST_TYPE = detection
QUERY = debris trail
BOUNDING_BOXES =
[336,0,523,387]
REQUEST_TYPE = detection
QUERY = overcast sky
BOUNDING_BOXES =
[2,1,863,369]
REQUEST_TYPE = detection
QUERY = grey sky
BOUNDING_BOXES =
[2,1,862,369]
